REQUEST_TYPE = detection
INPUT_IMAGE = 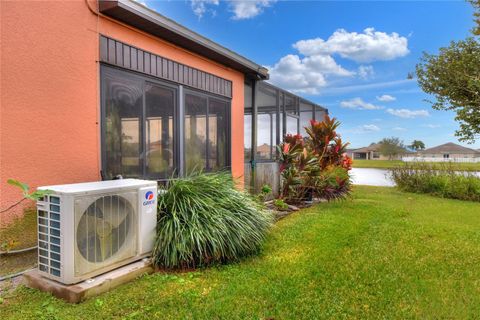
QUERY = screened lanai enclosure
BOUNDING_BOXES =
[244,81,328,195]
[101,64,231,181]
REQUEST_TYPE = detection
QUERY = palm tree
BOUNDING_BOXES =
[409,140,426,151]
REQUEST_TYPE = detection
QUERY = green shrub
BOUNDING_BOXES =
[390,163,480,202]
[273,199,289,210]
[152,172,273,269]
[257,184,273,202]
[277,115,352,204]
[316,166,352,201]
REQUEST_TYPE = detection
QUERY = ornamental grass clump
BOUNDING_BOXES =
[152,172,273,269]
[390,162,480,202]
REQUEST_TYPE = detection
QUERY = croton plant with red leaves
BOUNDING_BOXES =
[277,115,352,203]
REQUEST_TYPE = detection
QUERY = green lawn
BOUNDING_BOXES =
[2,186,480,319]
[353,159,480,171]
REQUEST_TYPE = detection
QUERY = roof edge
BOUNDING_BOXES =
[419,142,480,154]
[260,81,328,112]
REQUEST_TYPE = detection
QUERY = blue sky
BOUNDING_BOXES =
[141,0,479,149]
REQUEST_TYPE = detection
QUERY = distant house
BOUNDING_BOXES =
[256,143,274,159]
[405,142,480,162]
[349,143,381,160]
[348,143,407,160]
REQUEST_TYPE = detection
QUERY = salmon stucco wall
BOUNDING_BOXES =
[1,1,244,225]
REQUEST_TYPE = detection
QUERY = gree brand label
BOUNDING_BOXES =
[143,191,156,206]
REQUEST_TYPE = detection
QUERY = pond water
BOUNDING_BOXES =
[350,168,394,187]
[350,168,480,187]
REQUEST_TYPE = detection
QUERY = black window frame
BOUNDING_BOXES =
[254,83,279,162]
[284,93,300,136]
[244,81,327,165]
[143,80,178,180]
[183,87,232,173]
[100,64,231,181]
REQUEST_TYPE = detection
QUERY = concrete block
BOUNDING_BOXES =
[23,259,154,303]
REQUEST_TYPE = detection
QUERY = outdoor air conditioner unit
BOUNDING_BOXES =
[36,179,157,285]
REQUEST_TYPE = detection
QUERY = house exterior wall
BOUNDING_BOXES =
[1,1,244,224]
[352,151,402,160]
[418,153,479,159]
[375,153,402,161]
[352,152,368,160]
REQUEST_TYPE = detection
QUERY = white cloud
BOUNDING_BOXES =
[376,94,396,102]
[340,97,383,110]
[348,124,381,134]
[190,0,274,19]
[423,124,441,128]
[230,0,275,20]
[269,27,409,94]
[392,126,407,131]
[358,65,374,80]
[268,54,353,94]
[362,124,381,132]
[304,55,354,77]
[386,108,430,119]
[190,0,219,18]
[347,124,381,134]
[293,27,409,63]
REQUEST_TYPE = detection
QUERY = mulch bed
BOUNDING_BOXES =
[265,198,328,221]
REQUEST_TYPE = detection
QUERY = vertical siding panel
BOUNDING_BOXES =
[100,36,108,62]
[115,41,123,67]
[173,62,180,82]
[219,79,224,96]
[107,38,116,64]
[151,55,156,76]
[167,61,173,80]
[184,67,189,86]
[187,68,192,86]
[144,52,150,74]
[131,47,137,70]
[137,49,144,72]
[192,69,197,87]
[178,65,184,83]
[197,71,202,90]
[123,44,130,69]
[205,74,210,91]
[172,62,178,82]
[199,70,203,88]
[162,58,168,78]
[156,57,162,76]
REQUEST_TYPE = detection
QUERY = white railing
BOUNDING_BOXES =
[402,157,480,163]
